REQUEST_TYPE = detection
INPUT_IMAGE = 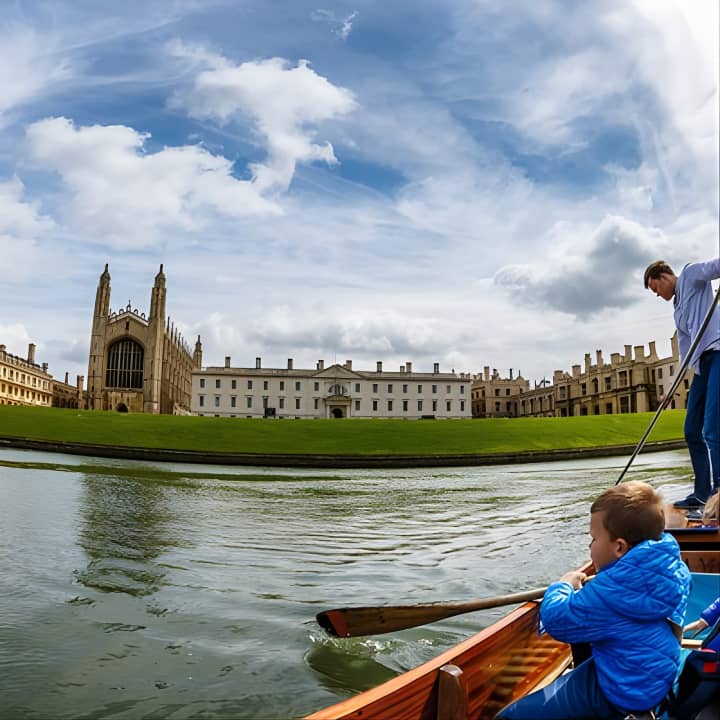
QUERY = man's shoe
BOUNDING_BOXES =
[673,494,707,509]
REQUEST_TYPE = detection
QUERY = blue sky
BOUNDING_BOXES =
[1,0,718,385]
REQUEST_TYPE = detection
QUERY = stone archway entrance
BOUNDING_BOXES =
[331,407,344,419]
[116,403,129,413]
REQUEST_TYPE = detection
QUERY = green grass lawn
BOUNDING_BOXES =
[0,404,686,456]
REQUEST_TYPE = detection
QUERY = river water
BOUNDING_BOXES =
[0,447,695,719]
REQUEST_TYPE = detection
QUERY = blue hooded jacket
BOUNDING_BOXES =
[540,532,692,710]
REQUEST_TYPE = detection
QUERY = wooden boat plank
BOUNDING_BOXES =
[681,550,720,574]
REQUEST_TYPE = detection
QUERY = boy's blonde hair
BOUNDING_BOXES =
[591,481,664,546]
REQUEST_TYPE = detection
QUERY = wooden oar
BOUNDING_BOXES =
[316,587,547,637]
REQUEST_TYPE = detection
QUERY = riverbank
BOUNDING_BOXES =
[0,405,687,468]
[0,435,687,467]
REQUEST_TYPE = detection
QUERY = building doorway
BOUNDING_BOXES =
[331,407,344,419]
[116,403,128,413]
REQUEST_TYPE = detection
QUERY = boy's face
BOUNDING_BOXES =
[589,511,629,571]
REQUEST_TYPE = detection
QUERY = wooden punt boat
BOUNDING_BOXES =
[306,528,720,720]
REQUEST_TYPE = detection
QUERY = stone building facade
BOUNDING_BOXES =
[52,372,85,409]
[191,357,472,419]
[472,335,690,419]
[470,367,530,418]
[0,342,53,407]
[86,265,199,414]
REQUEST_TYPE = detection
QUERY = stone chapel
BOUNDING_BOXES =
[86,264,202,413]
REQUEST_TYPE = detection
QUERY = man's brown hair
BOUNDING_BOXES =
[643,260,675,289]
[591,481,664,546]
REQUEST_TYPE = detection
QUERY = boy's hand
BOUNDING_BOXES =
[684,618,709,635]
[560,571,587,589]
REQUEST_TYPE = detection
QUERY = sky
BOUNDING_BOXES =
[1,0,718,385]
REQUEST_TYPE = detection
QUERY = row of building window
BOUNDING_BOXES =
[0,383,51,403]
[197,395,465,413]
[198,378,465,394]
[0,366,50,389]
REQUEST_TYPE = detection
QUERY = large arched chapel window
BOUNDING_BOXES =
[106,339,144,389]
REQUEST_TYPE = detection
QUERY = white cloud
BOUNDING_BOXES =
[0,176,54,281]
[311,9,359,41]
[494,215,671,317]
[0,176,54,237]
[0,323,32,355]
[0,26,72,123]
[169,45,357,191]
[25,116,280,249]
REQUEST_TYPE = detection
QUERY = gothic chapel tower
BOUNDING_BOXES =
[85,264,196,414]
[143,264,167,413]
[87,264,111,410]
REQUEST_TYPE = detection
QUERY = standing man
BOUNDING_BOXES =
[644,258,720,509]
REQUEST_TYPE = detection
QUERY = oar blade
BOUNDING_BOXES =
[316,609,350,638]
[316,604,460,638]
[316,588,547,638]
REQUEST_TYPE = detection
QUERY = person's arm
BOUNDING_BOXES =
[684,618,709,634]
[685,258,720,284]
[701,597,720,626]
[540,577,611,644]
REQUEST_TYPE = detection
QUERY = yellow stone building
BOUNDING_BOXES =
[472,335,690,419]
[86,264,200,414]
[470,366,529,418]
[0,343,53,407]
[52,372,85,409]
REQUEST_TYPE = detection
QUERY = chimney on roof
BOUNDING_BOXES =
[256,357,261,369]
[27,343,35,365]
[377,361,382,372]
[317,359,324,370]
[509,368,513,379]
[287,358,293,370]
[345,360,352,370]
[65,371,69,384]
[41,363,48,373]
[406,361,412,373]
[433,362,439,374]
[225,356,231,368]
[400,365,405,373]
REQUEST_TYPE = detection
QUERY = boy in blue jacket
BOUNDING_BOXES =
[497,481,692,719]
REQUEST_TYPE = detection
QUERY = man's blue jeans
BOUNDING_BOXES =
[496,658,623,719]
[685,350,720,500]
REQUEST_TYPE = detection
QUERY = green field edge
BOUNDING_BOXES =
[0,435,687,469]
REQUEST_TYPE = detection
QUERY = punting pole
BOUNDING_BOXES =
[616,283,720,485]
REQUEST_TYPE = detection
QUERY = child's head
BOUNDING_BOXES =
[589,481,664,570]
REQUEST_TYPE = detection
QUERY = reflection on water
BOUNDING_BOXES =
[75,474,178,597]
[0,447,698,719]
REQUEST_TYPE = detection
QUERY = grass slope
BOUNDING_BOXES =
[0,405,685,456]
